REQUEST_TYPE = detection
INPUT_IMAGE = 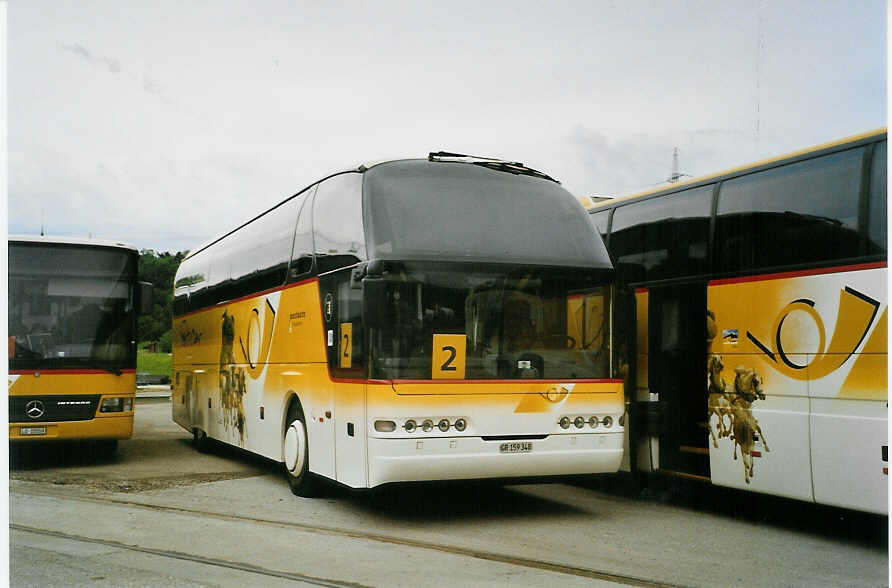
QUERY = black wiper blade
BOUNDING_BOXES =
[468,161,559,184]
[428,151,560,184]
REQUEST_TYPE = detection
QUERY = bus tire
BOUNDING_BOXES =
[283,401,319,497]
[193,428,210,453]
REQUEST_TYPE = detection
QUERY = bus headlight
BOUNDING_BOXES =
[454,418,467,432]
[574,416,585,429]
[422,419,434,432]
[559,416,571,429]
[588,416,598,428]
[100,397,132,413]
[602,416,614,428]
[404,419,417,433]
[437,419,450,432]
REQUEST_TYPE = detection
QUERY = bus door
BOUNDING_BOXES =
[322,275,368,488]
[648,282,709,478]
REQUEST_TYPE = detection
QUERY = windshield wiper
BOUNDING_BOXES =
[428,151,560,184]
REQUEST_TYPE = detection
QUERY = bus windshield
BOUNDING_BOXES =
[363,160,612,268]
[8,243,137,371]
[368,262,611,380]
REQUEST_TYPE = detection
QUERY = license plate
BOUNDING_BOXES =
[20,427,46,436]
[499,442,532,454]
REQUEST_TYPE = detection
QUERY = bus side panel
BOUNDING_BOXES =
[808,268,887,514]
[173,280,337,473]
[335,381,368,487]
[171,371,192,434]
[707,281,814,502]
[708,266,888,511]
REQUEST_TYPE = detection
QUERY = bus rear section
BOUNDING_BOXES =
[8,237,147,448]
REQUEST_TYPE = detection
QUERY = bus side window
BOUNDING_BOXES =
[313,173,367,377]
[590,209,611,244]
[715,147,864,274]
[866,140,886,255]
[289,185,317,281]
[313,173,366,274]
[610,186,712,284]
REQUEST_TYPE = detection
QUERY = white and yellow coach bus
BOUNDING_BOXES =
[590,130,887,514]
[9,235,152,455]
[172,153,625,496]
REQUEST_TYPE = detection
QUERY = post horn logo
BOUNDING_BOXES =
[747,286,880,380]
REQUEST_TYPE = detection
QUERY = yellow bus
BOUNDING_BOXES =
[590,130,887,514]
[172,153,624,496]
[8,236,152,455]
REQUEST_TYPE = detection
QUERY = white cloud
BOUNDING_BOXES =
[9,1,886,252]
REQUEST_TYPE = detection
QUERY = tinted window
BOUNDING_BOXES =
[364,161,611,269]
[218,196,302,301]
[9,243,137,370]
[609,185,713,283]
[288,184,317,280]
[590,210,611,242]
[867,140,886,255]
[313,173,366,273]
[716,147,864,273]
[174,194,303,312]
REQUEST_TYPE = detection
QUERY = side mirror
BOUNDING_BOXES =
[138,281,154,314]
[362,277,387,329]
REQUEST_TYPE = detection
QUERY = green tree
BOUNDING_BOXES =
[138,249,187,344]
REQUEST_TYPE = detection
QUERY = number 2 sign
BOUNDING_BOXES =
[432,334,466,379]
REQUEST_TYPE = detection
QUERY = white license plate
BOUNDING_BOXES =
[20,427,46,436]
[499,442,532,454]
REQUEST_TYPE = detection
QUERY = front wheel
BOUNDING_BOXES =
[283,402,320,497]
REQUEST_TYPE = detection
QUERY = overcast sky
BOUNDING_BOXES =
[7,1,887,253]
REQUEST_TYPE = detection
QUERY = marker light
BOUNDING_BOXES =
[559,416,571,429]
[454,418,467,432]
[404,419,417,433]
[588,416,598,428]
[438,419,450,432]
[422,419,434,432]
[374,420,396,432]
[602,416,614,428]
[574,416,585,429]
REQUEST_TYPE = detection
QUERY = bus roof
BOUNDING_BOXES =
[591,128,887,210]
[8,234,139,252]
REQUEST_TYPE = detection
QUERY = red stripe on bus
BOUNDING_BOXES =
[635,288,648,294]
[9,369,137,375]
[708,262,887,286]
[388,378,624,385]
[173,277,319,319]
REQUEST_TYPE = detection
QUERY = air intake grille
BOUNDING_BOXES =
[10,395,101,423]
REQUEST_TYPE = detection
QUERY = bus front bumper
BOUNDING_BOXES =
[9,415,133,442]
[367,431,623,487]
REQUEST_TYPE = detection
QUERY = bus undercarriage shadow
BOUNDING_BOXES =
[9,440,119,470]
[349,479,590,522]
[581,472,888,549]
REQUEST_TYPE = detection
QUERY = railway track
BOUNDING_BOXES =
[11,486,674,587]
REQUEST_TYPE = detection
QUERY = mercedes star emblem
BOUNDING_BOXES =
[25,400,45,419]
